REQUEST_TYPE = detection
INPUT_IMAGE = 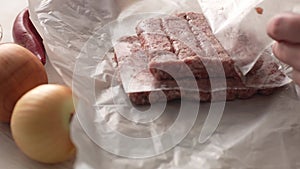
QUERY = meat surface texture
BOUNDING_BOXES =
[135,12,265,80]
[114,34,283,105]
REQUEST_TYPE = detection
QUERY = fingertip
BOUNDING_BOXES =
[267,12,300,43]
[266,14,286,41]
[271,42,288,64]
[271,42,280,58]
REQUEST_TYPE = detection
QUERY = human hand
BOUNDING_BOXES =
[267,12,300,85]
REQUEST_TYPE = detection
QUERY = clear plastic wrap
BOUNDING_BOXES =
[28,0,300,169]
[199,0,300,74]
[113,0,293,96]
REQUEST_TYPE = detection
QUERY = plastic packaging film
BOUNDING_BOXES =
[199,0,299,74]
[199,0,300,98]
[28,0,300,169]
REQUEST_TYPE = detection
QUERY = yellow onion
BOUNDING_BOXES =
[0,43,48,123]
[11,84,76,164]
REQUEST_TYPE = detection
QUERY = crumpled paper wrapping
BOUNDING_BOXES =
[28,0,300,168]
[71,89,300,169]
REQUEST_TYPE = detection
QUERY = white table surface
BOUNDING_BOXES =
[0,1,74,168]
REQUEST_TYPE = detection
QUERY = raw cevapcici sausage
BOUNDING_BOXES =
[12,8,46,65]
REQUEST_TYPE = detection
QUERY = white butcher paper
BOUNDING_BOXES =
[28,0,300,168]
